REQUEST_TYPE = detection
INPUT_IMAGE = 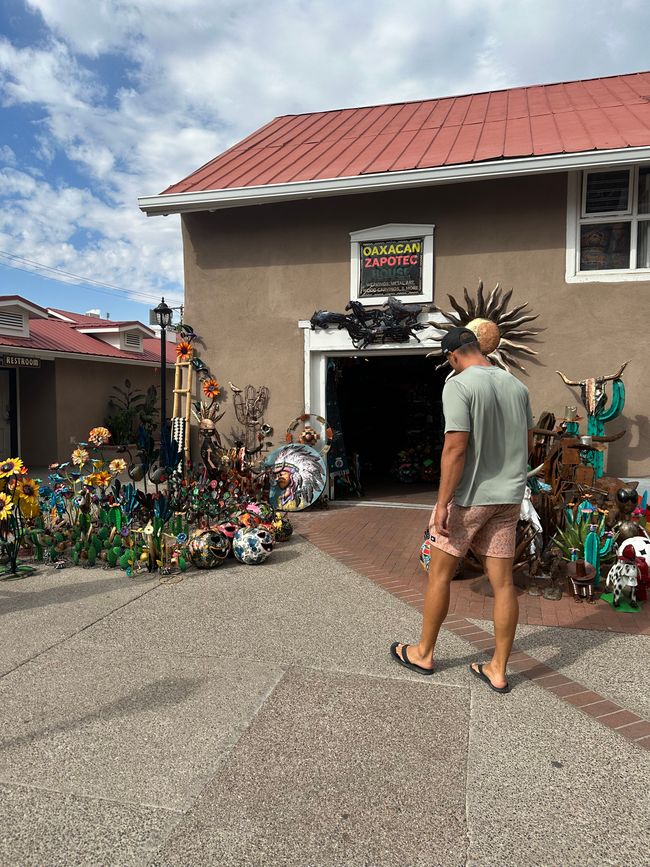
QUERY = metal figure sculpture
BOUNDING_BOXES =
[310,296,426,349]
[230,382,270,454]
[556,361,628,478]
[191,399,225,479]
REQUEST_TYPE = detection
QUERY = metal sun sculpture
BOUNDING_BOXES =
[431,281,543,372]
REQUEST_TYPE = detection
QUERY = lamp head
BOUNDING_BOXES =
[153,297,173,328]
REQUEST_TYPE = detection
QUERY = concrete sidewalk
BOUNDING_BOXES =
[0,535,648,865]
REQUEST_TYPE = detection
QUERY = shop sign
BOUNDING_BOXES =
[357,237,424,297]
[1,354,40,368]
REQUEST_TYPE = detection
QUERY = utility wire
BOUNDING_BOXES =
[0,249,179,306]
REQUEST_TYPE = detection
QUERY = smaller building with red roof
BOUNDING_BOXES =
[0,296,175,466]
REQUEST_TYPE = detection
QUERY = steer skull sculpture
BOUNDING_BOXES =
[556,361,629,416]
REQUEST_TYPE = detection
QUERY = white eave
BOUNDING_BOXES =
[77,323,155,337]
[138,146,650,216]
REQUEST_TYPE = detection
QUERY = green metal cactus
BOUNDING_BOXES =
[586,378,625,478]
[553,500,614,587]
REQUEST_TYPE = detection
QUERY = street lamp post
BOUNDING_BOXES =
[153,297,173,450]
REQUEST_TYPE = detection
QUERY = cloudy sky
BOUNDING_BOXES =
[1,0,649,323]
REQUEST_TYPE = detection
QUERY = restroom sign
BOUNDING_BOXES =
[358,237,423,297]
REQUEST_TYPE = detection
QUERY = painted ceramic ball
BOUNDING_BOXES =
[233,527,274,565]
[236,510,261,529]
[252,501,275,522]
[188,529,229,569]
[274,514,294,542]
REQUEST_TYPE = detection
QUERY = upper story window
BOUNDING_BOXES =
[567,166,650,282]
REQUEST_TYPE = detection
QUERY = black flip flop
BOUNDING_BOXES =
[469,663,510,694]
[390,642,435,676]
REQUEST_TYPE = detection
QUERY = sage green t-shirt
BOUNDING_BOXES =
[442,365,534,507]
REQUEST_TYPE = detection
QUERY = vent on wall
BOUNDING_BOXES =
[123,331,143,351]
[0,310,25,333]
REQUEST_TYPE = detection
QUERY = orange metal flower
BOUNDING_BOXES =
[202,378,221,399]
[88,427,111,447]
[176,341,193,362]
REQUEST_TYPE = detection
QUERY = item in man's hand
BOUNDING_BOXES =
[420,528,431,573]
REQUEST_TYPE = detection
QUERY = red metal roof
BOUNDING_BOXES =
[163,71,650,194]
[0,309,177,365]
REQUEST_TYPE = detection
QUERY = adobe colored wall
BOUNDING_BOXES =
[53,359,173,462]
[181,172,649,478]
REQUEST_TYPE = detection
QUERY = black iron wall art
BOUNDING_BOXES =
[310,297,427,349]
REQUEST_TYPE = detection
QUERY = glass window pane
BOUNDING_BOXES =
[636,221,650,268]
[638,167,650,215]
[584,171,630,213]
[580,222,631,270]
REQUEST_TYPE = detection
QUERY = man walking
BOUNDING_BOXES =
[391,327,534,693]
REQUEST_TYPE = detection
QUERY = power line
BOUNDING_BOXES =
[0,249,179,306]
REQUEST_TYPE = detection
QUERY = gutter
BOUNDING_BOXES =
[0,347,175,368]
[138,145,650,216]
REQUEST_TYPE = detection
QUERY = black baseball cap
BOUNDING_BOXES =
[440,327,479,355]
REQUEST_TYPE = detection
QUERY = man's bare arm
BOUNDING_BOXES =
[437,431,470,507]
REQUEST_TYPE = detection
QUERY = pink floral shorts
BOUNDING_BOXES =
[427,502,520,560]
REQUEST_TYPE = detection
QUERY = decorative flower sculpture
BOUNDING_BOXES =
[431,281,543,372]
[87,470,112,488]
[202,378,221,399]
[0,490,14,521]
[15,477,40,518]
[0,457,24,478]
[109,458,127,475]
[88,427,111,447]
[72,447,90,467]
[176,341,193,362]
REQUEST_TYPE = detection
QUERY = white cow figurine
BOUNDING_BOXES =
[606,545,639,608]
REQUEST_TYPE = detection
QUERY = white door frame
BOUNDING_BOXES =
[299,310,449,423]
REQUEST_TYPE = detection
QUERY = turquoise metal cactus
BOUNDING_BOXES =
[554,500,614,588]
[586,378,625,478]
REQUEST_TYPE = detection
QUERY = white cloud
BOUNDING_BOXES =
[0,0,649,309]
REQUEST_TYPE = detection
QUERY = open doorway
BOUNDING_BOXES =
[326,354,446,500]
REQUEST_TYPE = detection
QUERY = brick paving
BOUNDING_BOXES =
[292,503,650,751]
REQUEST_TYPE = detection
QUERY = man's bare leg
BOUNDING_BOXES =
[395,546,460,670]
[471,555,518,689]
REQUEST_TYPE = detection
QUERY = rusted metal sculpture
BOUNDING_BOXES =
[230,382,270,454]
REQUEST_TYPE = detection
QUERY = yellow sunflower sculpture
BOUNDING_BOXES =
[15,477,40,518]
[0,457,24,479]
[0,491,14,521]
[431,281,543,372]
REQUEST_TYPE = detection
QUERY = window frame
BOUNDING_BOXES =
[566,166,650,282]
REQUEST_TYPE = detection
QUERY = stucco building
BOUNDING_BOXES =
[140,71,650,486]
[0,296,175,466]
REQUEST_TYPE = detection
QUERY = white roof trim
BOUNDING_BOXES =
[138,146,650,216]
[47,309,75,322]
[77,323,155,337]
[0,298,48,319]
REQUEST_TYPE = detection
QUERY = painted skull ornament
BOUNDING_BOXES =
[233,527,274,564]
[188,529,229,569]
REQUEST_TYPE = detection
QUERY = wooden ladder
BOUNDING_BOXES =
[172,359,193,463]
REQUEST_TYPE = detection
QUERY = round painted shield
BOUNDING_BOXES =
[263,443,327,512]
